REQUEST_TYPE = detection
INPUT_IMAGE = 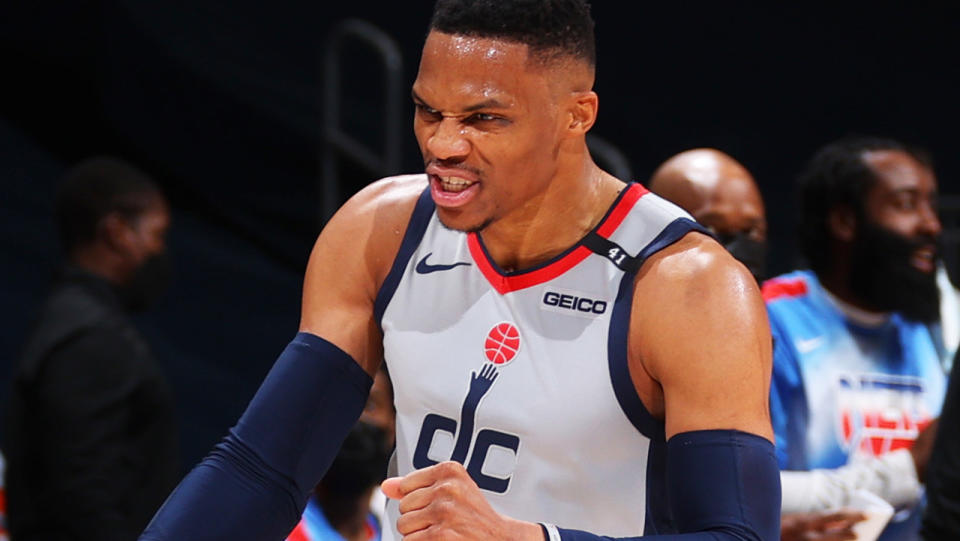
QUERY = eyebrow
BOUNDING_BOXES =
[411,90,511,112]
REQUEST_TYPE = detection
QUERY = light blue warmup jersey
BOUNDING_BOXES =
[764,270,946,540]
[374,180,705,540]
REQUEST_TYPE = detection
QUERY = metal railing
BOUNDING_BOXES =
[320,19,404,224]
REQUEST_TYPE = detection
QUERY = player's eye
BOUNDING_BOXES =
[414,103,441,120]
[465,112,506,126]
[893,193,918,211]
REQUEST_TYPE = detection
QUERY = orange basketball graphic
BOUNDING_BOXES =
[484,322,521,365]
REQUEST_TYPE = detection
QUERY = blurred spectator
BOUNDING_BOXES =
[764,137,946,540]
[648,148,768,282]
[287,368,394,541]
[649,148,867,540]
[2,157,179,541]
[921,346,960,540]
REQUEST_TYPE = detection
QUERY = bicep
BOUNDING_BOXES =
[634,240,774,441]
[298,177,423,375]
[299,233,383,375]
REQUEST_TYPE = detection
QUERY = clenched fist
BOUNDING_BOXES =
[382,461,543,541]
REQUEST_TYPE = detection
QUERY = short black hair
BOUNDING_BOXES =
[55,156,162,253]
[796,136,932,275]
[430,0,596,67]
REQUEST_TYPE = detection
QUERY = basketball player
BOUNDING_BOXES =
[764,137,945,540]
[647,148,767,282]
[141,1,780,539]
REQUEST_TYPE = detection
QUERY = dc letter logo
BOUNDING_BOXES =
[412,323,521,493]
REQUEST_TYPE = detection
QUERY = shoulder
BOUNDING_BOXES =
[633,232,758,306]
[630,232,775,439]
[323,174,428,241]
[630,231,770,369]
[310,174,428,287]
[18,285,130,377]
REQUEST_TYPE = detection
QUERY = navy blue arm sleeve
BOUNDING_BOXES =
[554,430,781,541]
[140,332,373,541]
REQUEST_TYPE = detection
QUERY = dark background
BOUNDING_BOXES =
[1,2,958,470]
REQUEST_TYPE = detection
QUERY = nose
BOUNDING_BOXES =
[919,200,942,238]
[426,117,470,161]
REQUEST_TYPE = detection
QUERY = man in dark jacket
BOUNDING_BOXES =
[3,157,179,541]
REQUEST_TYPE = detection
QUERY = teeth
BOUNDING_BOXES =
[439,176,474,193]
[441,176,471,186]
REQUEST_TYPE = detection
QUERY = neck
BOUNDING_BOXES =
[819,260,883,314]
[478,160,624,272]
[820,283,890,327]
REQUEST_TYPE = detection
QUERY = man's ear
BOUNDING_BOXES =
[828,205,857,242]
[566,91,598,136]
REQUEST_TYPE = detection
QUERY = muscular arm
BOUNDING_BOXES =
[140,176,425,540]
[298,177,427,374]
[632,234,774,441]
[623,234,778,539]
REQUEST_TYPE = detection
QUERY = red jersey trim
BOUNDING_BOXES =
[761,277,809,301]
[287,521,311,541]
[468,183,648,295]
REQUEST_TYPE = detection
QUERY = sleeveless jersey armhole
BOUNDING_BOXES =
[374,187,435,327]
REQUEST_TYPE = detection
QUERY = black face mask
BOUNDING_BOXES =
[716,232,768,283]
[121,251,172,312]
[849,220,940,323]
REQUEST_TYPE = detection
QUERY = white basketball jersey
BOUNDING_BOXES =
[376,182,705,538]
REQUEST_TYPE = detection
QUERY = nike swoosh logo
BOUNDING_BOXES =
[796,336,824,354]
[415,252,472,274]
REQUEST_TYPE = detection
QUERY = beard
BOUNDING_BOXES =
[848,221,940,323]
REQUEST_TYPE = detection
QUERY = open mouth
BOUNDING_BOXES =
[425,163,481,208]
[427,173,480,208]
[911,245,936,273]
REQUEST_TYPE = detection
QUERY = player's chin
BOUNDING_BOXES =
[437,208,492,234]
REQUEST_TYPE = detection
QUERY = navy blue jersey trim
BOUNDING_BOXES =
[634,217,710,264]
[607,216,709,535]
[607,272,664,439]
[606,219,705,439]
[472,182,639,277]
[374,187,435,326]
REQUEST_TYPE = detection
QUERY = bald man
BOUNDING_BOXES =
[648,148,767,282]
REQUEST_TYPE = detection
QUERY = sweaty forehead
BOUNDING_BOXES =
[421,32,532,68]
[415,32,561,103]
[418,32,532,81]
